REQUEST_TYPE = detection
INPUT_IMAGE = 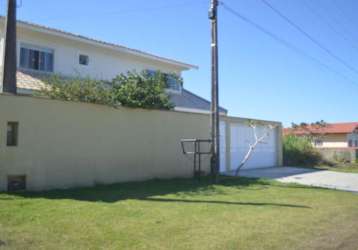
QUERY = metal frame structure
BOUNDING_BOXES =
[180,139,212,180]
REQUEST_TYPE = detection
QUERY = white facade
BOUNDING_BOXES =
[313,133,358,149]
[0,18,194,82]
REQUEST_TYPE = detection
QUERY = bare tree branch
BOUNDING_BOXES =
[234,122,275,176]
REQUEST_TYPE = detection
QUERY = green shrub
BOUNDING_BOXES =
[111,71,174,110]
[37,71,175,110]
[37,75,115,106]
[283,135,322,166]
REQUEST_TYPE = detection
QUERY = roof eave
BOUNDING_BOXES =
[0,16,198,71]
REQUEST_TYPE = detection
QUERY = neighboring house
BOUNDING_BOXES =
[284,122,358,149]
[0,17,227,115]
[284,122,358,163]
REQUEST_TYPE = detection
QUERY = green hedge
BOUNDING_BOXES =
[36,71,176,110]
[283,135,322,166]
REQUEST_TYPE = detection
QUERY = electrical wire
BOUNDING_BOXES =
[219,1,358,87]
[328,0,357,35]
[259,0,358,76]
[301,0,358,52]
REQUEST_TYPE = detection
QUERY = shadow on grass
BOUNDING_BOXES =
[0,176,311,208]
[141,197,310,208]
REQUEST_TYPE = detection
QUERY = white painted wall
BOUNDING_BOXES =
[0,20,184,82]
[313,134,348,148]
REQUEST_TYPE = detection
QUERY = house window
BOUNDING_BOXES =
[165,74,181,92]
[348,139,353,147]
[20,44,54,72]
[146,70,182,92]
[355,140,358,147]
[314,139,323,147]
[7,122,18,146]
[79,54,89,66]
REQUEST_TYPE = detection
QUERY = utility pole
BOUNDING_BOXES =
[2,0,17,94]
[209,0,220,182]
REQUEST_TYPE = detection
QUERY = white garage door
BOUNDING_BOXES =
[220,121,278,172]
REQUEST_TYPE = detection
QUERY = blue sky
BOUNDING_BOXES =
[2,0,358,126]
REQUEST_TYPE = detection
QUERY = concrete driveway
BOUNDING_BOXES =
[238,167,358,192]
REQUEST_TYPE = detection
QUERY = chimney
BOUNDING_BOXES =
[2,0,17,94]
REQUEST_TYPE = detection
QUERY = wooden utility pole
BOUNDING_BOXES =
[2,0,17,94]
[209,0,220,182]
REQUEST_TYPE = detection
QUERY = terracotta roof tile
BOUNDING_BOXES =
[16,70,47,90]
[284,122,358,135]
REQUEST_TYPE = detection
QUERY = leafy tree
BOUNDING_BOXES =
[37,75,114,106]
[37,70,177,110]
[289,120,328,143]
[111,71,175,109]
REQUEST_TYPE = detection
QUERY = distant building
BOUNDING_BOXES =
[284,122,358,149]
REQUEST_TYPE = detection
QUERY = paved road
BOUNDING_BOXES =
[237,167,358,192]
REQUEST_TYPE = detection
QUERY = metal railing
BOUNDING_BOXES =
[180,139,212,179]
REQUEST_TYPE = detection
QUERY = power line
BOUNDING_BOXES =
[314,0,358,43]
[328,0,358,36]
[219,1,358,87]
[259,0,358,76]
[301,0,358,52]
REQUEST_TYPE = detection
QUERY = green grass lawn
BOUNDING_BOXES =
[1,177,358,250]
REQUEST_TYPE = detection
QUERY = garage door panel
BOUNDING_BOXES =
[226,121,278,172]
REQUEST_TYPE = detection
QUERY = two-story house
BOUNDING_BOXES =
[0,17,227,114]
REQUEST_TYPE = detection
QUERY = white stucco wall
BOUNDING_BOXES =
[0,95,282,191]
[0,95,211,191]
[0,19,184,82]
[314,134,348,148]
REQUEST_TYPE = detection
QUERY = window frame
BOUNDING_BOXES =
[19,42,55,73]
[6,122,19,147]
[146,69,182,94]
[79,54,89,66]
[164,74,182,94]
[314,139,323,147]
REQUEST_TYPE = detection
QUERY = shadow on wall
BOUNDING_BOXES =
[0,176,312,209]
